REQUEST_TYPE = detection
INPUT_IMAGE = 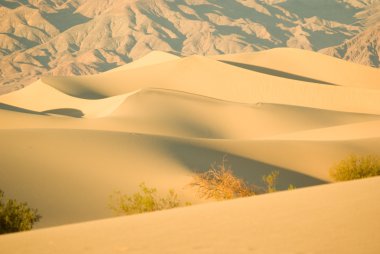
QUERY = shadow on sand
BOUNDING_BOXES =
[0,103,46,115]
[43,108,84,118]
[161,139,327,190]
[220,60,336,86]
[0,103,84,118]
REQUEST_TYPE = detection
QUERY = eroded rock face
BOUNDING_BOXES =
[0,0,377,93]
[320,1,380,68]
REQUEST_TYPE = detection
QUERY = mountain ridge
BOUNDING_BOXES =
[0,0,378,93]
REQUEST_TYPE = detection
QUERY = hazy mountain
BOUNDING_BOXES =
[320,1,380,67]
[320,24,379,67]
[0,0,378,93]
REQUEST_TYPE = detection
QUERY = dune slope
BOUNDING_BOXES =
[0,48,379,234]
[211,48,380,89]
[41,50,380,114]
[0,80,129,118]
[1,176,379,254]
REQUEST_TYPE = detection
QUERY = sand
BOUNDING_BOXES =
[0,48,379,252]
[211,48,380,89]
[1,176,379,253]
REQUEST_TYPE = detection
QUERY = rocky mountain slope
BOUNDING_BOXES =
[320,1,380,67]
[0,0,378,93]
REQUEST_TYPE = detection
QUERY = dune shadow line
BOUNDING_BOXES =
[0,103,46,115]
[0,103,84,118]
[220,60,337,86]
[41,76,105,99]
[42,108,84,118]
[160,140,326,190]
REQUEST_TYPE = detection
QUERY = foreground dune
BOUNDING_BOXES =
[1,176,379,254]
[0,128,329,226]
[1,124,380,227]
[0,48,379,234]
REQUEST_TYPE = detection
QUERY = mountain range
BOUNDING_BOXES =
[0,0,379,93]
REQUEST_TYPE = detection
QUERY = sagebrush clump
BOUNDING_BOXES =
[0,190,41,234]
[109,183,189,215]
[191,157,286,200]
[190,159,254,200]
[330,154,380,181]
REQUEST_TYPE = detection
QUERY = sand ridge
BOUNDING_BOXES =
[211,48,380,89]
[40,49,380,114]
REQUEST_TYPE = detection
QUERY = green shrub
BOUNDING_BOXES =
[0,190,41,234]
[330,154,380,181]
[109,183,189,215]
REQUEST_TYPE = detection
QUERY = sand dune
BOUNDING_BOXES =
[1,176,379,254]
[0,127,326,227]
[211,48,380,89]
[265,119,380,141]
[0,80,130,118]
[107,89,380,139]
[1,87,379,139]
[0,48,379,253]
[0,129,198,227]
[213,137,380,181]
[41,50,380,114]
[1,127,379,227]
[106,51,180,73]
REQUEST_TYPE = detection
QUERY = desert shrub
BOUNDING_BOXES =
[262,170,279,193]
[330,154,380,181]
[191,157,294,200]
[109,183,189,215]
[190,158,254,200]
[0,190,41,234]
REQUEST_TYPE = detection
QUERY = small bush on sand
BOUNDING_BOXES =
[262,170,279,193]
[109,183,189,215]
[190,157,289,200]
[0,190,41,234]
[330,154,380,181]
[190,158,254,200]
